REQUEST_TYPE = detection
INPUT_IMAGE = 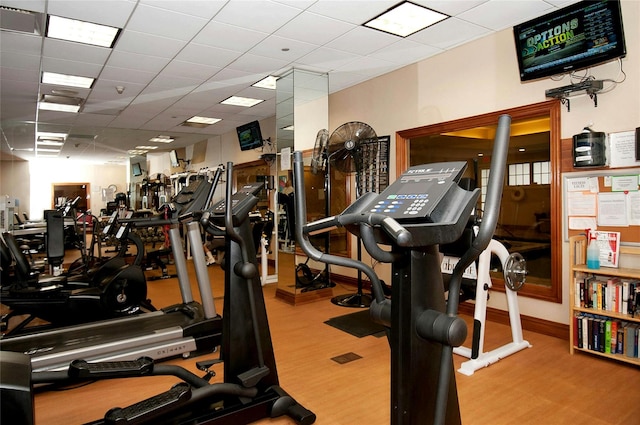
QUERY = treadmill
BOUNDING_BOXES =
[0,168,224,372]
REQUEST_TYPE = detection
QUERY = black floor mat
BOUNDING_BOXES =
[324,310,387,338]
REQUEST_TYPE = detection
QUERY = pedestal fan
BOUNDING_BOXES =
[326,122,379,308]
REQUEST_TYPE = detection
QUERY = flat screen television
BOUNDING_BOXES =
[513,0,626,82]
[132,162,143,176]
[236,121,264,151]
[169,149,180,167]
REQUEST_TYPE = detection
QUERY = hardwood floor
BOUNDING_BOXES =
[16,257,640,424]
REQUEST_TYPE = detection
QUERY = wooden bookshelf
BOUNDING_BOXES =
[568,235,640,366]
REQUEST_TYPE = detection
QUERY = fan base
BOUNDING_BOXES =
[331,292,372,308]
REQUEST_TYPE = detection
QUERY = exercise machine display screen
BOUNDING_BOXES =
[365,161,467,222]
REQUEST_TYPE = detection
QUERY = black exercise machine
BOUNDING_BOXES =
[1,162,315,425]
[0,169,224,372]
[291,115,511,425]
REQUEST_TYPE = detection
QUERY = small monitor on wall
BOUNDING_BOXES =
[132,162,143,176]
[513,0,626,82]
[169,149,180,167]
[236,121,264,151]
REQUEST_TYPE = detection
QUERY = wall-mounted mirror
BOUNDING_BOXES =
[397,101,562,303]
[274,69,329,304]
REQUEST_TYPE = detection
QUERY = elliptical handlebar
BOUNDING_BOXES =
[445,114,511,316]
[292,152,389,308]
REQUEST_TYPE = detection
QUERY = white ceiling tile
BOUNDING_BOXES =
[307,0,399,25]
[43,38,111,66]
[212,1,302,34]
[408,17,490,50]
[138,0,227,19]
[457,0,553,30]
[295,47,358,72]
[40,56,104,78]
[114,30,187,58]
[249,35,318,62]
[99,65,156,86]
[369,39,441,65]
[414,0,488,16]
[125,3,209,41]
[192,21,268,51]
[274,11,357,45]
[333,55,399,78]
[105,51,171,73]
[226,53,291,75]
[46,0,136,28]
[0,50,41,70]
[0,31,42,55]
[1,0,46,13]
[176,43,242,68]
[159,61,221,82]
[0,66,40,84]
[325,26,398,56]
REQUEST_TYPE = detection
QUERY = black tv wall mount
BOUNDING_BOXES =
[545,80,603,112]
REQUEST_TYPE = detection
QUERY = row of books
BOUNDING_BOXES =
[574,274,639,315]
[573,312,640,358]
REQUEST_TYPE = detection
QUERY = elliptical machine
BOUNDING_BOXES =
[291,115,512,425]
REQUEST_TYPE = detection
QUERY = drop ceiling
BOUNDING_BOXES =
[0,0,579,164]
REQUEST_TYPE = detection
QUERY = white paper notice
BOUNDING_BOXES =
[597,192,628,226]
[569,216,598,230]
[566,177,591,192]
[611,174,639,192]
[280,147,291,170]
[567,191,597,216]
[608,131,640,168]
[628,192,640,225]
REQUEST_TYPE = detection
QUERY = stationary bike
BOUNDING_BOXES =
[292,115,512,425]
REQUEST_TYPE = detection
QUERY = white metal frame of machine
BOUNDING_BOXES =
[452,238,532,376]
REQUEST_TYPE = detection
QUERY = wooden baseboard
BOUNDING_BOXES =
[456,302,568,340]
[331,272,569,341]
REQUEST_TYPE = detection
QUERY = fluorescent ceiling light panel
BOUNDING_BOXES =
[37,148,61,153]
[186,116,221,125]
[47,15,120,47]
[37,140,64,147]
[128,149,148,155]
[39,94,83,113]
[38,102,81,113]
[42,71,94,88]
[37,132,67,140]
[281,125,294,131]
[221,96,264,107]
[252,76,278,90]
[149,136,174,143]
[182,116,222,128]
[364,1,448,37]
[136,145,158,150]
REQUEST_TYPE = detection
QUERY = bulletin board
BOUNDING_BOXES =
[563,168,640,245]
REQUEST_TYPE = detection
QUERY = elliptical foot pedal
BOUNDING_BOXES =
[238,365,270,387]
[69,357,154,379]
[104,382,191,424]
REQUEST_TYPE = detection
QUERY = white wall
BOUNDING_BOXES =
[28,159,127,220]
[326,1,639,325]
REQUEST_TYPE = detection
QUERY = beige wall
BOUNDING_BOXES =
[327,0,639,325]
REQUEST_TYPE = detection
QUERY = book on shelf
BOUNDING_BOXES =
[573,312,640,358]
